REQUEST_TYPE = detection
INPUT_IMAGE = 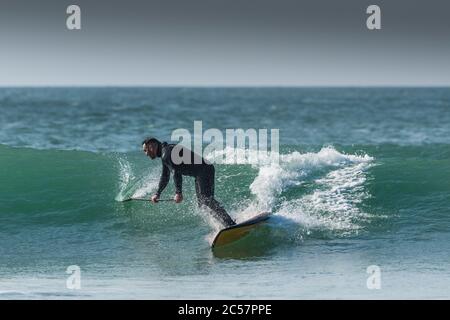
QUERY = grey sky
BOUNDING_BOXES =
[0,0,449,86]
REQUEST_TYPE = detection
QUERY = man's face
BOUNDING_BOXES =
[143,143,157,159]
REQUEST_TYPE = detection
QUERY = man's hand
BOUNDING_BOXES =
[151,194,160,203]
[174,193,183,203]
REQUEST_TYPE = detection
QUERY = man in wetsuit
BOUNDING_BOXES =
[142,137,236,227]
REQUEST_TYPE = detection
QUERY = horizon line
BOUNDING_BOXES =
[0,84,449,88]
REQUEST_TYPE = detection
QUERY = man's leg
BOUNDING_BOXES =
[195,168,236,227]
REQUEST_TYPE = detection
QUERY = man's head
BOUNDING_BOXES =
[142,137,161,159]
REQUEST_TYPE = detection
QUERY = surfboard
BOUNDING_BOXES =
[211,212,271,248]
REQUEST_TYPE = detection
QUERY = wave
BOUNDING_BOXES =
[116,146,374,236]
[205,146,374,233]
[3,143,447,243]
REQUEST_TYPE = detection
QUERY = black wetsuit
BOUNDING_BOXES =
[155,142,236,227]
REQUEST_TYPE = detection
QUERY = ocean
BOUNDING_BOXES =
[0,87,449,299]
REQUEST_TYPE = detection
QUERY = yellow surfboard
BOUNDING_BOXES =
[211,212,271,248]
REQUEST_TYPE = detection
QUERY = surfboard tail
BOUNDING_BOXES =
[211,212,271,248]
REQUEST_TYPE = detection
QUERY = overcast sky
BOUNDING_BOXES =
[0,0,449,86]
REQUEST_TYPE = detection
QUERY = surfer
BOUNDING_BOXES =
[142,137,236,227]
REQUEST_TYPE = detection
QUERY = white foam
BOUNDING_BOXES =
[131,178,159,199]
[250,146,372,209]
[205,146,279,166]
[276,162,373,232]
[115,157,135,201]
[115,157,159,201]
[208,146,374,233]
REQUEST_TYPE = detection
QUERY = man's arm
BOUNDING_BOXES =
[156,163,170,196]
[173,170,182,195]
